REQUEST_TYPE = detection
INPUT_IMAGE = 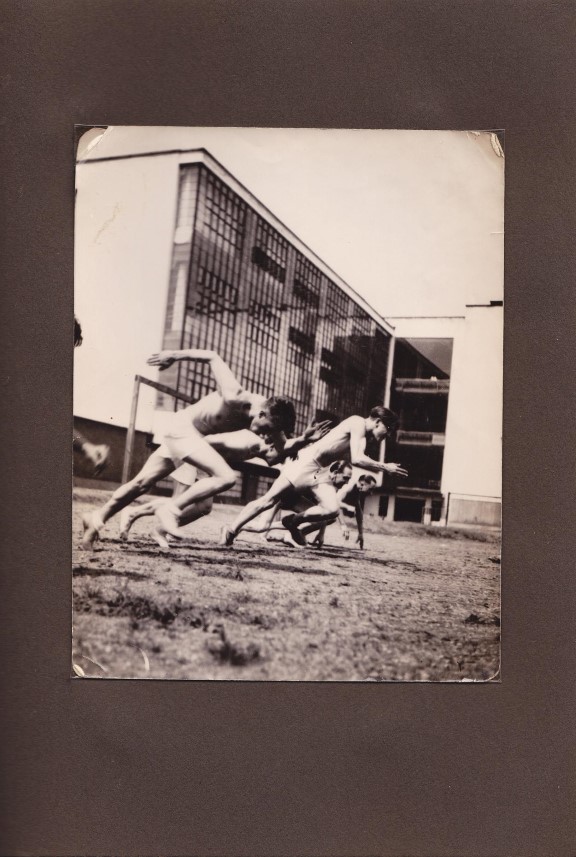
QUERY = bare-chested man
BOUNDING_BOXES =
[81,348,326,549]
[221,406,407,547]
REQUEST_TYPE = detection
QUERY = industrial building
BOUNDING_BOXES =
[156,156,392,433]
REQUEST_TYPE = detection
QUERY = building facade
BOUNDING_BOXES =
[382,335,452,524]
[156,159,393,435]
[364,306,503,527]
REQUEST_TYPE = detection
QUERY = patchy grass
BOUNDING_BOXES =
[72,489,500,682]
[364,517,500,543]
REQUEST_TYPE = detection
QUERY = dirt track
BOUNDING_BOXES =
[72,488,501,682]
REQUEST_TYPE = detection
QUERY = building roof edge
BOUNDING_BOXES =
[78,146,395,336]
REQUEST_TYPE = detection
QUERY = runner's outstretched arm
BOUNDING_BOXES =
[349,423,408,477]
[354,499,365,549]
[147,350,244,402]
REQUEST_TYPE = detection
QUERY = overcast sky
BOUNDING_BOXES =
[81,126,504,318]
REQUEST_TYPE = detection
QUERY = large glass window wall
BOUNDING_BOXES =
[165,164,391,436]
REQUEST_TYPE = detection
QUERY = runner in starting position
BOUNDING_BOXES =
[81,348,328,549]
[308,471,377,549]
[221,406,408,547]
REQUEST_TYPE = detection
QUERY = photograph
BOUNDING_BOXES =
[73,126,503,681]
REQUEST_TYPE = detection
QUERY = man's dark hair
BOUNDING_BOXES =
[329,460,353,475]
[263,396,296,436]
[358,474,377,486]
[369,405,399,431]
[74,317,83,348]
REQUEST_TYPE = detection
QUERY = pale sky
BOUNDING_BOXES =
[80,126,504,318]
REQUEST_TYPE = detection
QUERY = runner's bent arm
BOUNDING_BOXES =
[265,420,332,465]
[349,420,408,477]
[148,349,244,402]
[348,422,386,472]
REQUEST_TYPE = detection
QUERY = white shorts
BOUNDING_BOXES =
[281,451,333,491]
[170,463,198,486]
[155,426,203,468]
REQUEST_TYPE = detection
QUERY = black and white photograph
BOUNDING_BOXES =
[73,126,503,681]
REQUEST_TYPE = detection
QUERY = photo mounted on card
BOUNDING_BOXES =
[73,127,503,681]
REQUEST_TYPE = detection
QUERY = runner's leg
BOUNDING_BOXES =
[81,450,175,549]
[286,482,340,527]
[220,476,294,545]
[119,499,162,539]
[154,439,236,537]
[243,503,281,533]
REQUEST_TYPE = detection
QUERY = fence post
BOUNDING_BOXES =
[122,375,141,484]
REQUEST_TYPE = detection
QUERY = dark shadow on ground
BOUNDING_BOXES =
[73,565,148,581]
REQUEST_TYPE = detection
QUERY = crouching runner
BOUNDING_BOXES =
[221,406,408,547]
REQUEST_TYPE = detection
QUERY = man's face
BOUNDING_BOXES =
[332,466,352,487]
[250,410,276,436]
[372,419,389,442]
[358,478,376,494]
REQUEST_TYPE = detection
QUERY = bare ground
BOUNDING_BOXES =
[72,488,501,682]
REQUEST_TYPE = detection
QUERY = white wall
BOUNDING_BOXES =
[441,307,503,501]
[387,309,503,505]
[74,154,181,430]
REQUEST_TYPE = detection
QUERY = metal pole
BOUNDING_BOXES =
[122,375,141,484]
[378,334,397,501]
[383,333,396,410]
[444,492,451,527]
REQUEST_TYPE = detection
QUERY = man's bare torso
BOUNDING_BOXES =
[170,391,266,436]
[308,416,366,466]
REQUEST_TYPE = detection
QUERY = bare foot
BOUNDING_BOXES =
[154,504,183,538]
[80,512,100,551]
[266,532,304,549]
[281,514,307,546]
[119,508,135,540]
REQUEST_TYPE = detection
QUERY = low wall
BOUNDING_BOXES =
[447,496,501,528]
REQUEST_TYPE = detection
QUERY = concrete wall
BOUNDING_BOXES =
[441,306,503,505]
[447,496,501,528]
[74,153,181,431]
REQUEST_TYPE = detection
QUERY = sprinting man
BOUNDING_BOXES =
[73,316,110,475]
[221,406,408,547]
[308,471,377,549]
[81,347,328,549]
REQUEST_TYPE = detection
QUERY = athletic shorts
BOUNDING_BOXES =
[155,426,203,468]
[281,451,333,491]
[170,463,210,486]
